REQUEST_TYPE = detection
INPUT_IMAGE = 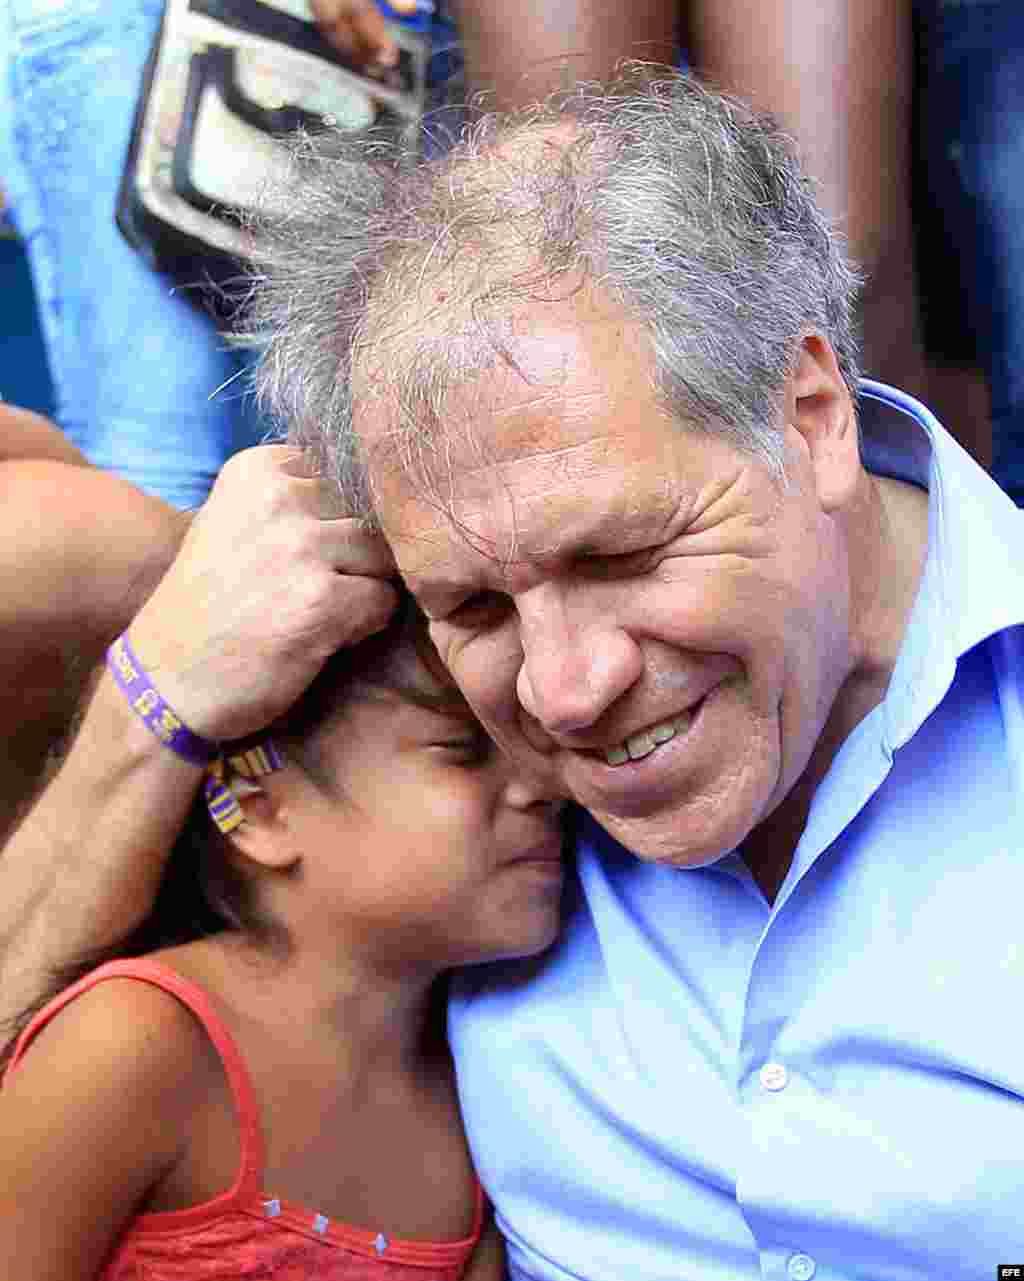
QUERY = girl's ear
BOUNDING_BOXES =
[222,778,302,871]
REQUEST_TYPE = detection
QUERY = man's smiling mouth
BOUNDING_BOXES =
[601,708,696,766]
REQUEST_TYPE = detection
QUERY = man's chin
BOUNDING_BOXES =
[584,802,752,870]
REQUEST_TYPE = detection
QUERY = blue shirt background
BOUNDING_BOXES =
[450,382,1024,1281]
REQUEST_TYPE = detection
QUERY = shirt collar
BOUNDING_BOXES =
[858,379,1024,752]
[767,380,1024,904]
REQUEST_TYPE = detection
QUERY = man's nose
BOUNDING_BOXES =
[514,583,642,735]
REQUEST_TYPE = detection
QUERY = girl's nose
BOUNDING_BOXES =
[502,766,568,814]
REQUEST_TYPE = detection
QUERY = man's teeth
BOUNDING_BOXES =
[602,712,693,766]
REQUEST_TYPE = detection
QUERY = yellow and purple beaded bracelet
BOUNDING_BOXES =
[106,631,283,834]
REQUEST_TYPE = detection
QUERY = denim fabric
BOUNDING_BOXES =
[0,0,268,509]
[916,0,1024,505]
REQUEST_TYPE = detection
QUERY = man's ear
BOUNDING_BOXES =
[785,334,860,511]
[222,778,302,871]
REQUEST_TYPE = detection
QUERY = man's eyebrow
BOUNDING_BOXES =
[407,509,666,588]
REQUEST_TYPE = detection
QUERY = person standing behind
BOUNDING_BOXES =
[0,0,415,511]
[914,0,1024,506]
[452,0,990,465]
[0,0,264,509]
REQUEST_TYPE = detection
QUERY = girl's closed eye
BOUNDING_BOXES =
[433,728,492,764]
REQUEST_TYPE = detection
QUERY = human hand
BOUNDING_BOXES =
[127,445,398,742]
[310,0,412,72]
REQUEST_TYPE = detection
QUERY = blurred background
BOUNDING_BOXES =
[2,0,1022,507]
[1,200,53,415]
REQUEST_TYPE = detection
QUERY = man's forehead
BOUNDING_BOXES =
[351,288,720,592]
[357,284,655,428]
[359,292,664,479]
[382,449,643,548]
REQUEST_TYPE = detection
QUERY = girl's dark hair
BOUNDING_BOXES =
[0,587,468,1069]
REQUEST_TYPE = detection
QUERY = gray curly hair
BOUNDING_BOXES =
[245,64,861,518]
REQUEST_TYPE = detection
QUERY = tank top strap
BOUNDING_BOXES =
[3,957,266,1201]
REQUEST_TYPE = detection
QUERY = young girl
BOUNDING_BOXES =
[0,593,567,1279]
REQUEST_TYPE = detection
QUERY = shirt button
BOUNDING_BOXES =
[787,1253,816,1280]
[758,1061,789,1091]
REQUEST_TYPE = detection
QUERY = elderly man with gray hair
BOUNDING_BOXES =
[4,67,1023,1280]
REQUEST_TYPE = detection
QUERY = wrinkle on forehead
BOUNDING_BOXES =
[357,275,651,415]
[376,416,688,592]
[360,289,669,535]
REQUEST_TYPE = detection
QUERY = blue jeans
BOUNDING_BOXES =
[0,0,267,509]
[916,0,1024,506]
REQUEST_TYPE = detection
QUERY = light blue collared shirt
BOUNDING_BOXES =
[450,383,1024,1281]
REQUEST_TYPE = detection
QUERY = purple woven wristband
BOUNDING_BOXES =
[106,632,219,767]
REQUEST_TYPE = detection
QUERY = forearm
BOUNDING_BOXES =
[0,459,187,649]
[452,0,678,111]
[0,674,202,1028]
[0,461,189,847]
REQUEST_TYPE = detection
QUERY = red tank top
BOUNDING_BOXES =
[4,958,485,1280]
